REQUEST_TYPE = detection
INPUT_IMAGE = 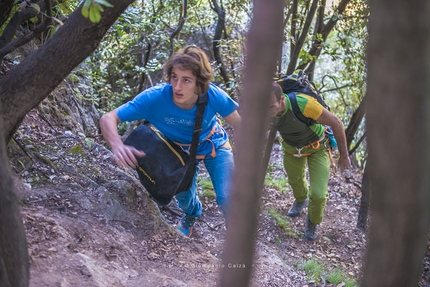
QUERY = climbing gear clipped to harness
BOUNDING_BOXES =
[175,118,231,160]
[287,135,338,174]
[288,136,324,158]
[325,126,338,148]
[323,137,338,174]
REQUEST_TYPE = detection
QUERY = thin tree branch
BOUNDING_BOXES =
[348,131,366,156]
[211,0,230,84]
[0,0,65,50]
[169,0,187,57]
[287,0,319,74]
[0,0,53,62]
[297,0,352,72]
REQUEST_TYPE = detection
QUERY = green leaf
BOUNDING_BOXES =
[17,159,25,169]
[89,5,101,23]
[31,3,40,13]
[49,26,57,37]
[94,0,113,7]
[85,138,93,148]
[95,4,104,12]
[81,6,89,18]
[70,145,83,155]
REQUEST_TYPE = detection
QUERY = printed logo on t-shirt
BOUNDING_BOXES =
[164,117,194,126]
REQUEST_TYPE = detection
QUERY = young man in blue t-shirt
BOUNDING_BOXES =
[100,46,241,237]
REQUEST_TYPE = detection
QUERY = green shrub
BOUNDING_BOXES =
[300,259,359,287]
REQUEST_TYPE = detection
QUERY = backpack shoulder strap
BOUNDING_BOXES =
[189,92,208,158]
[286,93,315,126]
[178,93,208,194]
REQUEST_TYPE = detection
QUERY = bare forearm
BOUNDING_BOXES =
[224,110,241,145]
[332,122,349,157]
[331,120,351,172]
[315,109,351,172]
[100,111,123,149]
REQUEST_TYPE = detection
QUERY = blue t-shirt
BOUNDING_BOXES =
[116,82,239,156]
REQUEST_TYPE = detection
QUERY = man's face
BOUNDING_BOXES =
[268,92,283,117]
[171,66,198,109]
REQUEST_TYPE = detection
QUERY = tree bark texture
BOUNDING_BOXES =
[218,1,284,287]
[0,0,58,50]
[0,0,135,144]
[345,96,366,149]
[287,0,318,75]
[211,0,230,84]
[169,0,187,57]
[357,163,370,231]
[0,0,14,29]
[362,0,430,285]
[295,0,351,73]
[0,113,29,287]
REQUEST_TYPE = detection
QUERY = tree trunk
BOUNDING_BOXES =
[0,1,135,284]
[0,0,66,50]
[0,114,29,287]
[0,0,135,144]
[211,0,230,84]
[0,0,14,29]
[357,163,370,231]
[362,0,430,285]
[169,0,187,57]
[296,0,351,73]
[218,1,284,286]
[287,0,318,74]
[345,96,366,149]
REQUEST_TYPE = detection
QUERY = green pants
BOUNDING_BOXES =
[281,137,330,224]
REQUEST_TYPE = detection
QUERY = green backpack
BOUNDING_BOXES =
[276,69,330,126]
[276,69,337,148]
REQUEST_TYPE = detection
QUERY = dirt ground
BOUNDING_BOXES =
[8,110,430,287]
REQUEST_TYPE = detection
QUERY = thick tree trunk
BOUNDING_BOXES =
[0,115,29,287]
[218,1,284,286]
[0,0,135,144]
[362,0,430,285]
[0,1,135,284]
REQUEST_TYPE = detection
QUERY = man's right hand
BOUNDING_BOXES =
[112,144,146,169]
[100,110,145,169]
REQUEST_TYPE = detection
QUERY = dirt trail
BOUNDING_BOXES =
[9,110,430,286]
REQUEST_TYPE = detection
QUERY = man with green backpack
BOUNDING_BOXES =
[268,71,351,241]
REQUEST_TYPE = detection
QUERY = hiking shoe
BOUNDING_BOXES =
[304,215,318,241]
[287,199,308,217]
[178,215,196,237]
